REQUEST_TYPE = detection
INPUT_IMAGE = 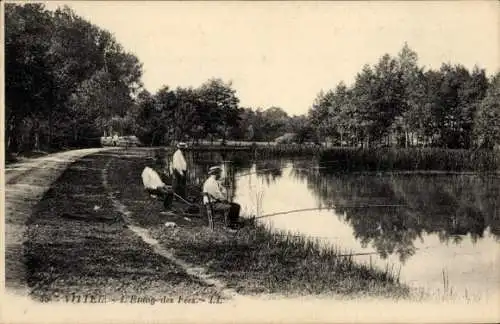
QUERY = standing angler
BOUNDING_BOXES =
[169,142,188,199]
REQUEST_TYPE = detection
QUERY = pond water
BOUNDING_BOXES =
[183,150,500,298]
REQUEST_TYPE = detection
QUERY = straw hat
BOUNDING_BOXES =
[208,166,222,175]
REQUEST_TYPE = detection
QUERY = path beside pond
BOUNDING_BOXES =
[5,149,228,303]
[4,148,116,295]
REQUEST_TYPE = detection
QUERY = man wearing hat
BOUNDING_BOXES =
[169,142,188,199]
[202,165,241,228]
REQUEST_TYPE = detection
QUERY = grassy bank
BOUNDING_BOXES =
[148,223,408,298]
[191,144,499,171]
[25,151,222,302]
[6,149,61,165]
[318,147,500,172]
[253,144,324,158]
[107,149,410,299]
[186,144,500,172]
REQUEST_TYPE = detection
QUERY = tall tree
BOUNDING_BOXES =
[309,90,336,142]
[473,72,500,149]
[172,87,203,142]
[5,3,144,152]
[458,66,488,148]
[396,43,427,147]
[261,106,290,141]
[197,79,240,142]
[5,3,55,151]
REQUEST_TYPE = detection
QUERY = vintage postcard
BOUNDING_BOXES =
[1,1,499,323]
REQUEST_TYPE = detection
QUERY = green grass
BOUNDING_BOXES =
[5,150,54,164]
[149,223,409,298]
[217,145,500,171]
[24,152,222,302]
[318,147,500,172]
[254,144,324,158]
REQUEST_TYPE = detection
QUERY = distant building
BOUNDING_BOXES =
[100,135,143,147]
[274,133,297,144]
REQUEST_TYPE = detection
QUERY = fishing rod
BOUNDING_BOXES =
[173,192,198,207]
[254,205,407,220]
[234,168,282,178]
[172,196,406,223]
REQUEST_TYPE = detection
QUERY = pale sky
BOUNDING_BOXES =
[41,1,499,116]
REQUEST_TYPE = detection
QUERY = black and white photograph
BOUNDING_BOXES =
[2,1,499,323]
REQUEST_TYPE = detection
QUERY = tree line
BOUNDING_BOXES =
[5,3,499,154]
[5,3,143,153]
[137,83,314,146]
[308,44,500,149]
[4,3,308,153]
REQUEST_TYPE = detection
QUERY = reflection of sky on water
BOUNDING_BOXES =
[179,150,499,297]
[231,162,500,298]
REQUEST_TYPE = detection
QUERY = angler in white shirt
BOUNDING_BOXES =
[202,165,241,228]
[169,142,188,199]
[141,166,173,208]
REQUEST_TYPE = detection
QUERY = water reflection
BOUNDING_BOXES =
[174,151,499,294]
[169,149,499,265]
[157,149,253,187]
[253,160,285,185]
[292,166,500,262]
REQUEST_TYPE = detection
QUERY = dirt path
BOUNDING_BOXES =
[5,148,227,303]
[3,148,117,295]
[101,156,241,301]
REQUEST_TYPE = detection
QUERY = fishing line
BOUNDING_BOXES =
[254,205,407,220]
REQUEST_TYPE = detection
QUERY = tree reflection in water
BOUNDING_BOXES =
[184,152,499,263]
[185,150,256,201]
[187,151,286,187]
[292,165,500,263]
[254,159,285,185]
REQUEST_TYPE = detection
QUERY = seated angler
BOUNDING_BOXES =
[202,166,241,229]
[141,166,174,209]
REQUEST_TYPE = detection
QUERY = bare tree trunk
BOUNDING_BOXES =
[34,131,40,151]
[73,121,78,143]
[48,111,53,149]
[151,132,157,147]
[6,118,15,153]
[222,125,228,145]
